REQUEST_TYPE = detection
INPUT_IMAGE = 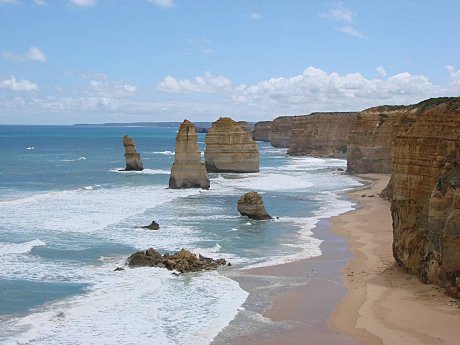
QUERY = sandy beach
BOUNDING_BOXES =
[216,174,460,345]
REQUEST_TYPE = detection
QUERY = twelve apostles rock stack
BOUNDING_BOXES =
[169,120,210,189]
[237,192,272,220]
[252,121,272,142]
[205,117,259,173]
[389,97,460,297]
[123,135,143,171]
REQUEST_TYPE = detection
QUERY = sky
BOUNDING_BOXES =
[0,0,459,124]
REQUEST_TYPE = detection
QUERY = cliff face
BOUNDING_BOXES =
[269,116,297,148]
[287,112,357,158]
[252,121,272,142]
[169,120,210,189]
[346,105,415,173]
[205,117,259,173]
[390,97,460,297]
[123,135,143,171]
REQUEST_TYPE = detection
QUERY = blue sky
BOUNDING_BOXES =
[1,0,459,124]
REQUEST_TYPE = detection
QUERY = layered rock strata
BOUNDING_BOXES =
[269,116,297,148]
[390,97,460,297]
[205,117,259,173]
[237,192,272,220]
[252,121,272,142]
[287,112,357,157]
[123,135,143,171]
[127,248,228,273]
[169,120,210,189]
[346,105,417,173]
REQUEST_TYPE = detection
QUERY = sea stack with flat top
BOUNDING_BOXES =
[205,117,259,173]
[123,135,143,171]
[169,120,210,189]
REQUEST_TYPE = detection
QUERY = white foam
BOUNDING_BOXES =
[3,266,248,345]
[0,239,46,256]
[26,146,35,150]
[211,173,313,191]
[152,150,174,155]
[61,157,86,162]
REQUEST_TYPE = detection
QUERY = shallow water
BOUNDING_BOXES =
[0,125,361,344]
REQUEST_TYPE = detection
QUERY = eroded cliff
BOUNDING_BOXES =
[390,97,460,297]
[269,116,298,148]
[205,117,259,173]
[287,112,357,157]
[123,135,143,171]
[252,121,272,142]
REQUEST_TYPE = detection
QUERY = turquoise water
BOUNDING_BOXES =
[0,125,361,344]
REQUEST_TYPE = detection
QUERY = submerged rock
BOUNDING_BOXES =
[237,192,272,220]
[123,135,143,171]
[127,248,228,273]
[141,220,160,230]
[169,120,210,189]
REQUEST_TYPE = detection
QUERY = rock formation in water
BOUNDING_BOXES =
[269,116,297,148]
[346,105,418,173]
[127,248,228,273]
[141,220,160,230]
[287,112,357,158]
[252,121,272,142]
[237,121,252,133]
[237,192,272,220]
[390,97,460,297]
[169,120,210,189]
[123,135,144,171]
[205,117,259,173]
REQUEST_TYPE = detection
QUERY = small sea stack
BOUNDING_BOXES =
[141,220,160,230]
[205,117,259,173]
[169,120,210,189]
[123,135,143,171]
[237,192,272,220]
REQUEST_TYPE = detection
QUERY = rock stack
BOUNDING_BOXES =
[169,120,210,189]
[205,117,259,173]
[237,192,272,220]
[123,135,143,171]
[252,121,272,142]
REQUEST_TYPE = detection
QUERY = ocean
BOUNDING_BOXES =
[0,125,362,345]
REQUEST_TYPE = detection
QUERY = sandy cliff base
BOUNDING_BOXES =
[331,174,460,345]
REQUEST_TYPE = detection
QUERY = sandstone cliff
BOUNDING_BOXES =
[346,105,415,173]
[169,120,210,189]
[252,121,272,142]
[287,112,357,158]
[123,135,143,171]
[205,117,259,173]
[390,97,460,297]
[269,116,298,148]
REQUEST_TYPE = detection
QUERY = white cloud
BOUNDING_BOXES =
[158,71,231,93]
[2,47,47,62]
[376,66,387,77]
[70,0,96,7]
[447,65,460,85]
[0,76,39,91]
[33,0,48,6]
[322,3,364,38]
[89,78,137,98]
[148,0,175,8]
[339,25,364,38]
[248,12,263,20]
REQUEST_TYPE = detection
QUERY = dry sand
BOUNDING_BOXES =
[331,174,460,345]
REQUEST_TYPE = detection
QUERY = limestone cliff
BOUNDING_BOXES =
[346,105,416,173]
[287,112,357,158]
[390,97,460,297]
[252,121,272,142]
[205,117,259,173]
[169,120,210,189]
[123,135,143,171]
[269,116,298,148]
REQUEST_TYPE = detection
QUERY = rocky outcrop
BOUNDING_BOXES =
[346,105,417,173]
[123,135,143,171]
[205,117,259,173]
[141,220,160,230]
[269,116,298,148]
[390,97,460,297]
[237,192,272,220]
[238,121,252,133]
[169,120,210,189]
[252,121,272,142]
[127,248,228,273]
[287,112,357,158]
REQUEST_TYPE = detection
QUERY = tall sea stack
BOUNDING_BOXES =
[205,117,259,173]
[169,120,210,189]
[123,135,143,171]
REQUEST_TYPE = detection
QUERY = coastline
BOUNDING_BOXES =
[214,173,460,345]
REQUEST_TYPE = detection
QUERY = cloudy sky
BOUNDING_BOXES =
[1,0,459,124]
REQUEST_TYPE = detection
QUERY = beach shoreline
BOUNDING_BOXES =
[214,173,460,345]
